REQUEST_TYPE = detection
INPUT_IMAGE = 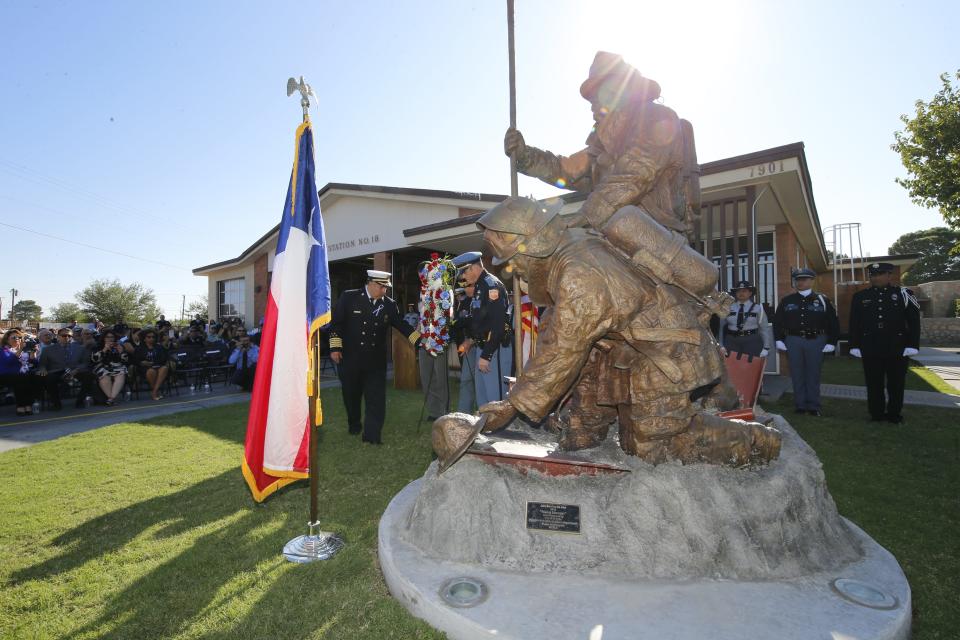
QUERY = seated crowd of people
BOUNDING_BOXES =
[0,316,260,417]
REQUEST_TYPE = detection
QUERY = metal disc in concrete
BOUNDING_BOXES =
[379,478,911,640]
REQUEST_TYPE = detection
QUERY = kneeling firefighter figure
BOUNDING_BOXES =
[473,197,780,466]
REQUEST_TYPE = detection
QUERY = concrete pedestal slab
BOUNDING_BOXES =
[380,478,911,640]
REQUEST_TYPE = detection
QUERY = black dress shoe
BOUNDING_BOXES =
[886,415,904,424]
[808,410,822,417]
[794,408,806,415]
[361,438,383,445]
[348,427,362,435]
[426,415,439,421]
[869,415,885,422]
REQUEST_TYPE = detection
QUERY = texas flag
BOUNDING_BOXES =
[242,120,330,502]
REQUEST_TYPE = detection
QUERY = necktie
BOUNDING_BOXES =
[242,349,248,371]
[736,304,745,331]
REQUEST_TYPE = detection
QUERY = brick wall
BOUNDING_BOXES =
[920,317,960,345]
[915,280,960,317]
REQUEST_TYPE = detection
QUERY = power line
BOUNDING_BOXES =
[0,159,157,222]
[0,220,189,271]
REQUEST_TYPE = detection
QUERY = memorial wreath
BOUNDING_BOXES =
[418,252,456,356]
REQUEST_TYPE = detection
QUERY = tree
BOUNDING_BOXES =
[892,70,960,230]
[76,279,162,325]
[185,296,208,323]
[11,300,42,323]
[888,227,960,285]
[48,302,88,323]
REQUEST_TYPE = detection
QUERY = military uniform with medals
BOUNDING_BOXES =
[848,262,921,423]
[328,270,419,443]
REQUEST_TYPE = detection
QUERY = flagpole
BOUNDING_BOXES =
[282,75,343,563]
[507,0,524,379]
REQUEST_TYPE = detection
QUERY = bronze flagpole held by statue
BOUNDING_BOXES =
[282,75,343,563]
[507,0,524,377]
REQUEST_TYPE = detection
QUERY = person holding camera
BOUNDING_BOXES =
[0,328,40,416]
[134,330,170,400]
[228,333,259,391]
[90,331,129,405]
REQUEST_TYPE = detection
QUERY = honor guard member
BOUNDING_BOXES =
[848,262,921,423]
[452,280,478,413]
[773,268,839,416]
[452,251,513,405]
[328,269,420,444]
[719,280,772,358]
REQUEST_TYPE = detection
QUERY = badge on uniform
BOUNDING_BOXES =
[891,293,899,301]
[812,300,821,308]
[489,289,499,301]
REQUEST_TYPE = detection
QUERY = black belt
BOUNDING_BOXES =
[787,330,824,339]
[730,329,758,336]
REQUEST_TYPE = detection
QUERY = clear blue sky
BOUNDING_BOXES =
[1,0,955,319]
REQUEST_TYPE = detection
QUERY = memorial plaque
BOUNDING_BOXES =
[526,501,581,534]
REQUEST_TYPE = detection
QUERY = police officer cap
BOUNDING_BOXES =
[867,262,894,275]
[452,251,482,270]
[366,269,393,287]
[729,280,756,294]
[793,268,816,279]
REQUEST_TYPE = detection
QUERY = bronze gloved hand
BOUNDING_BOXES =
[478,400,517,432]
[504,128,526,157]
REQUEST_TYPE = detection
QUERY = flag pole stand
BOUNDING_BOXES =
[283,331,344,563]
[282,76,344,563]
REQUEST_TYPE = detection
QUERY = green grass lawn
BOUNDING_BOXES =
[764,396,959,639]
[0,388,957,639]
[819,355,959,395]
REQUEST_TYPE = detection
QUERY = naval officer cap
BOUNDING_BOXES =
[367,269,393,287]
[792,267,816,279]
[452,251,483,272]
[867,262,895,275]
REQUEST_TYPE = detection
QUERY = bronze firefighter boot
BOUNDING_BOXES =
[668,412,782,466]
[556,353,618,451]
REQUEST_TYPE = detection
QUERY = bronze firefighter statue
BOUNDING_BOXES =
[432,52,781,470]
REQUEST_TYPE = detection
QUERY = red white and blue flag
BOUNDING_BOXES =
[242,120,330,502]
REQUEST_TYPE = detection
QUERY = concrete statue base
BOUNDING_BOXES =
[378,414,911,639]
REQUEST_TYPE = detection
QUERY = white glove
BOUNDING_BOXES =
[775,340,787,352]
[849,348,862,358]
[822,344,835,354]
[759,348,769,357]
[903,347,919,357]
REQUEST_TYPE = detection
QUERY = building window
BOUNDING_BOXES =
[218,278,245,321]
[707,232,776,306]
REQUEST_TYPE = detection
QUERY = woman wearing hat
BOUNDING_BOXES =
[719,281,772,358]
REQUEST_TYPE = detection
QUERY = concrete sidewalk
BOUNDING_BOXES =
[820,383,960,409]
[0,374,344,454]
[910,346,960,394]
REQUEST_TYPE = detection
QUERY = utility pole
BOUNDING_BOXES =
[9,288,17,322]
[180,294,186,326]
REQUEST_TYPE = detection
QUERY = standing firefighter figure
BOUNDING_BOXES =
[470,197,781,466]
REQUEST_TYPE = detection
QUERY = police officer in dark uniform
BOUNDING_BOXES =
[451,280,478,412]
[773,268,839,416]
[328,269,420,444]
[452,251,513,405]
[848,262,921,424]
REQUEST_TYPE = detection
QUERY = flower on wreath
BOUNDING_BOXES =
[418,253,456,357]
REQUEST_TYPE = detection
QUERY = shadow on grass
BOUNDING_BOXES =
[10,469,244,586]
